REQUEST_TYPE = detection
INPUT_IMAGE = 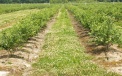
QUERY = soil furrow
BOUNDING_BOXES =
[0,10,59,76]
[68,11,122,75]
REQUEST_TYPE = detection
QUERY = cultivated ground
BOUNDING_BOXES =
[69,11,122,75]
[0,6,122,76]
[0,9,40,31]
[0,9,58,76]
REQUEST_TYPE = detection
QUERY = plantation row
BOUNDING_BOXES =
[66,4,122,48]
[32,7,120,76]
[0,5,59,52]
[0,3,122,51]
[0,4,50,15]
[75,3,122,26]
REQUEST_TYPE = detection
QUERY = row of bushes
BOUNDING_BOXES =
[0,5,59,52]
[0,4,50,15]
[66,5,121,47]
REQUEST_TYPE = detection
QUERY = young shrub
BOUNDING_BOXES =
[91,16,121,52]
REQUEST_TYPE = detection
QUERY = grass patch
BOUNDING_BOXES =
[32,7,121,76]
[0,9,40,27]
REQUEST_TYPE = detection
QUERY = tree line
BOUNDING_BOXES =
[0,0,121,3]
[0,0,49,3]
[50,0,122,3]
[97,0,122,2]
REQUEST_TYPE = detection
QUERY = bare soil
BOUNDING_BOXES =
[68,12,122,75]
[0,12,58,76]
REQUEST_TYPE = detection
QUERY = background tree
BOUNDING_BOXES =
[0,0,121,4]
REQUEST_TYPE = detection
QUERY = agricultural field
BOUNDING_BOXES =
[0,3,122,76]
[0,4,50,15]
[0,9,40,30]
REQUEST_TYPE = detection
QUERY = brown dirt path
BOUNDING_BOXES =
[68,12,122,75]
[0,10,59,76]
[22,11,60,76]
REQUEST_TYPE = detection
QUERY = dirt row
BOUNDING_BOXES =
[0,9,122,76]
[68,12,122,75]
[0,11,59,76]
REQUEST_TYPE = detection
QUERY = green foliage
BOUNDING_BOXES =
[50,0,68,3]
[32,7,120,76]
[0,5,59,51]
[0,0,122,3]
[66,4,122,46]
[91,16,120,45]
[0,0,49,3]
[0,4,50,15]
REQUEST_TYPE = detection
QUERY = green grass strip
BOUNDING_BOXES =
[32,7,121,76]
